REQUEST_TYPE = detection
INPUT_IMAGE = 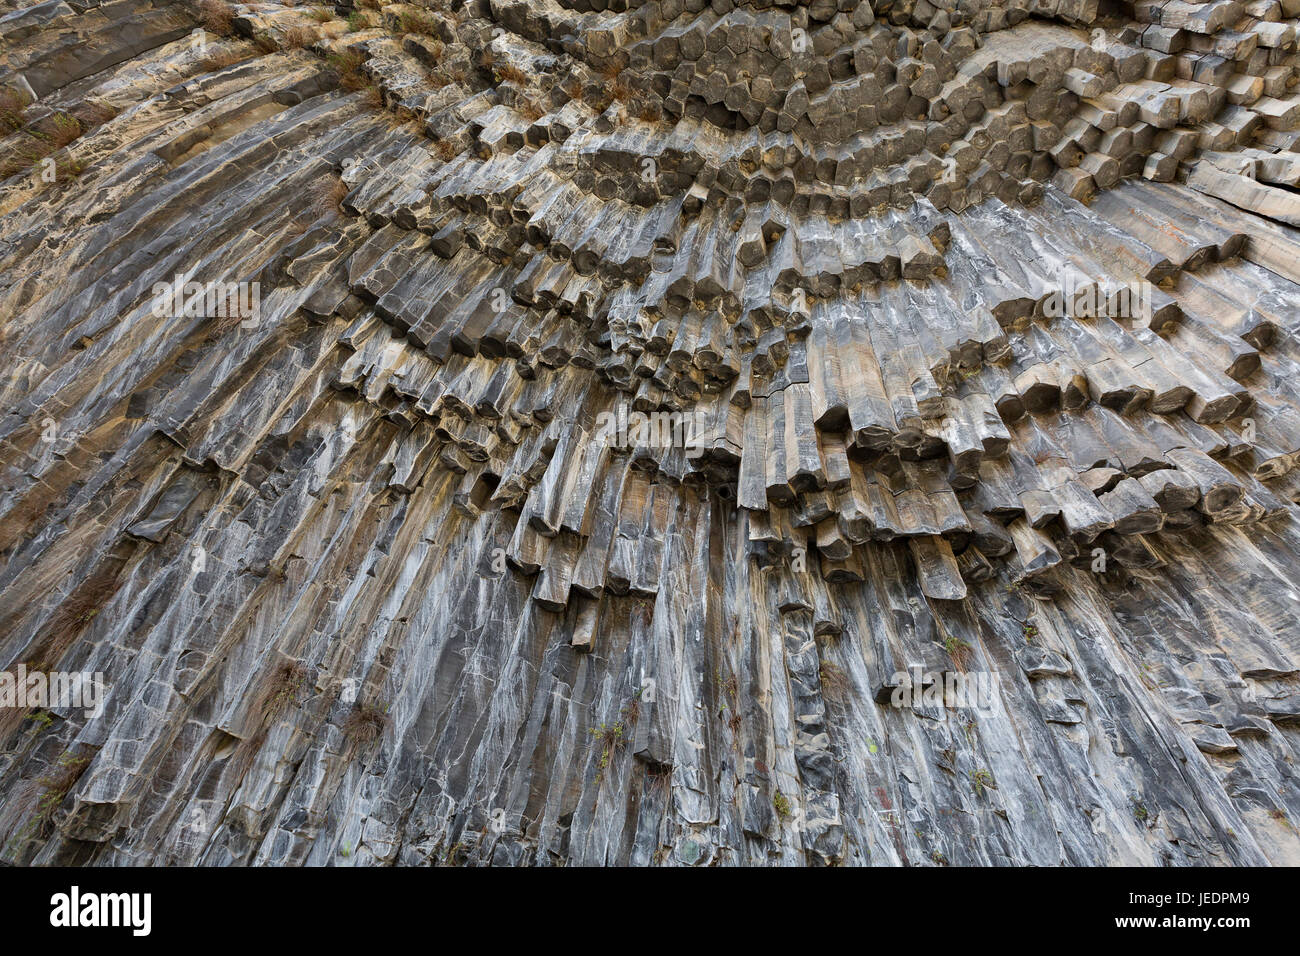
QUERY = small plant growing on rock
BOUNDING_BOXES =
[431,137,459,161]
[328,49,369,90]
[622,692,641,728]
[646,766,672,795]
[589,721,625,774]
[560,77,586,103]
[25,710,55,733]
[970,768,994,797]
[46,114,82,148]
[307,5,333,22]
[1137,660,1164,691]
[0,140,71,183]
[282,25,318,50]
[495,63,528,85]
[608,72,632,103]
[0,85,33,132]
[346,11,371,32]
[343,701,390,747]
[198,0,235,35]
[713,670,742,732]
[252,31,280,54]
[263,660,311,717]
[1022,622,1038,642]
[818,660,849,703]
[309,172,350,219]
[773,790,792,820]
[944,634,974,671]
[726,707,742,735]
[30,750,91,837]
[399,9,438,36]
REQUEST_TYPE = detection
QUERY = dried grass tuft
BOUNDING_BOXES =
[198,0,235,35]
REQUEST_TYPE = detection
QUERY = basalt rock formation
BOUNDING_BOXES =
[2,0,1300,866]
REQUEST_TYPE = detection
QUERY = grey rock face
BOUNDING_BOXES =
[1,0,1299,866]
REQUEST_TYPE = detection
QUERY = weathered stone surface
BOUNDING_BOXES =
[1,0,1299,867]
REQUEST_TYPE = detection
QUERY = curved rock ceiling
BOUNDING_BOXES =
[1,0,1300,865]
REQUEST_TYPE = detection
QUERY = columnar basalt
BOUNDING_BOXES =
[1,0,1299,866]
